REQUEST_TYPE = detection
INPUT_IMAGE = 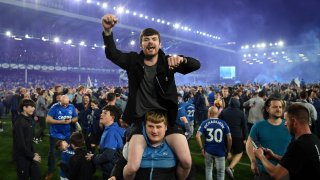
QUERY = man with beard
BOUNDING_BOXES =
[246,97,292,180]
[101,14,200,180]
[254,104,320,180]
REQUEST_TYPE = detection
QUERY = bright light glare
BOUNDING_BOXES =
[66,39,72,44]
[102,3,107,9]
[116,6,124,14]
[41,36,48,41]
[130,40,135,46]
[173,23,180,29]
[5,31,11,37]
[53,37,60,43]
[278,41,284,46]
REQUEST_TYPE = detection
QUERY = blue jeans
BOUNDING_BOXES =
[48,137,60,173]
[205,152,225,180]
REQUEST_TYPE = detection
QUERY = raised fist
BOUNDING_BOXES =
[101,14,118,31]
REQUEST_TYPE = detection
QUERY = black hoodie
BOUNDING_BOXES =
[219,97,248,139]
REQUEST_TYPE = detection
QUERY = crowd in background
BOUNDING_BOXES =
[1,81,320,179]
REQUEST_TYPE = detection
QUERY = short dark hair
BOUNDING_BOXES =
[107,92,116,102]
[70,132,85,148]
[139,28,160,45]
[102,105,121,122]
[19,99,36,112]
[91,99,99,105]
[286,104,309,125]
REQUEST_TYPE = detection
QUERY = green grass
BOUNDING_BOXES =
[0,114,253,179]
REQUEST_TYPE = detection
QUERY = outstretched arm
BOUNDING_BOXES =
[168,56,201,74]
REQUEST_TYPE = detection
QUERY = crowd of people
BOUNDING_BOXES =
[2,79,320,179]
[1,13,320,180]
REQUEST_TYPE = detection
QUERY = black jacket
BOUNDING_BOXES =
[219,98,248,139]
[103,32,201,126]
[63,147,96,180]
[13,114,35,161]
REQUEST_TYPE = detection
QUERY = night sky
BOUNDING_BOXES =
[125,0,320,45]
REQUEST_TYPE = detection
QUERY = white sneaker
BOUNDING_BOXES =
[33,138,39,144]
[225,167,234,179]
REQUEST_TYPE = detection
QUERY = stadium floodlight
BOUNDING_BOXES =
[65,39,72,45]
[156,19,161,23]
[96,2,100,6]
[278,41,284,47]
[116,6,124,14]
[130,40,135,46]
[260,43,266,48]
[167,22,170,25]
[86,0,92,3]
[5,31,11,37]
[269,43,273,46]
[102,3,107,9]
[53,37,60,43]
[125,10,130,14]
[144,16,148,19]
[151,18,155,21]
[173,23,180,29]
[25,34,31,39]
[133,12,137,16]
[79,41,86,46]
[245,45,249,49]
[161,20,165,24]
[41,36,49,41]
[139,14,143,18]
